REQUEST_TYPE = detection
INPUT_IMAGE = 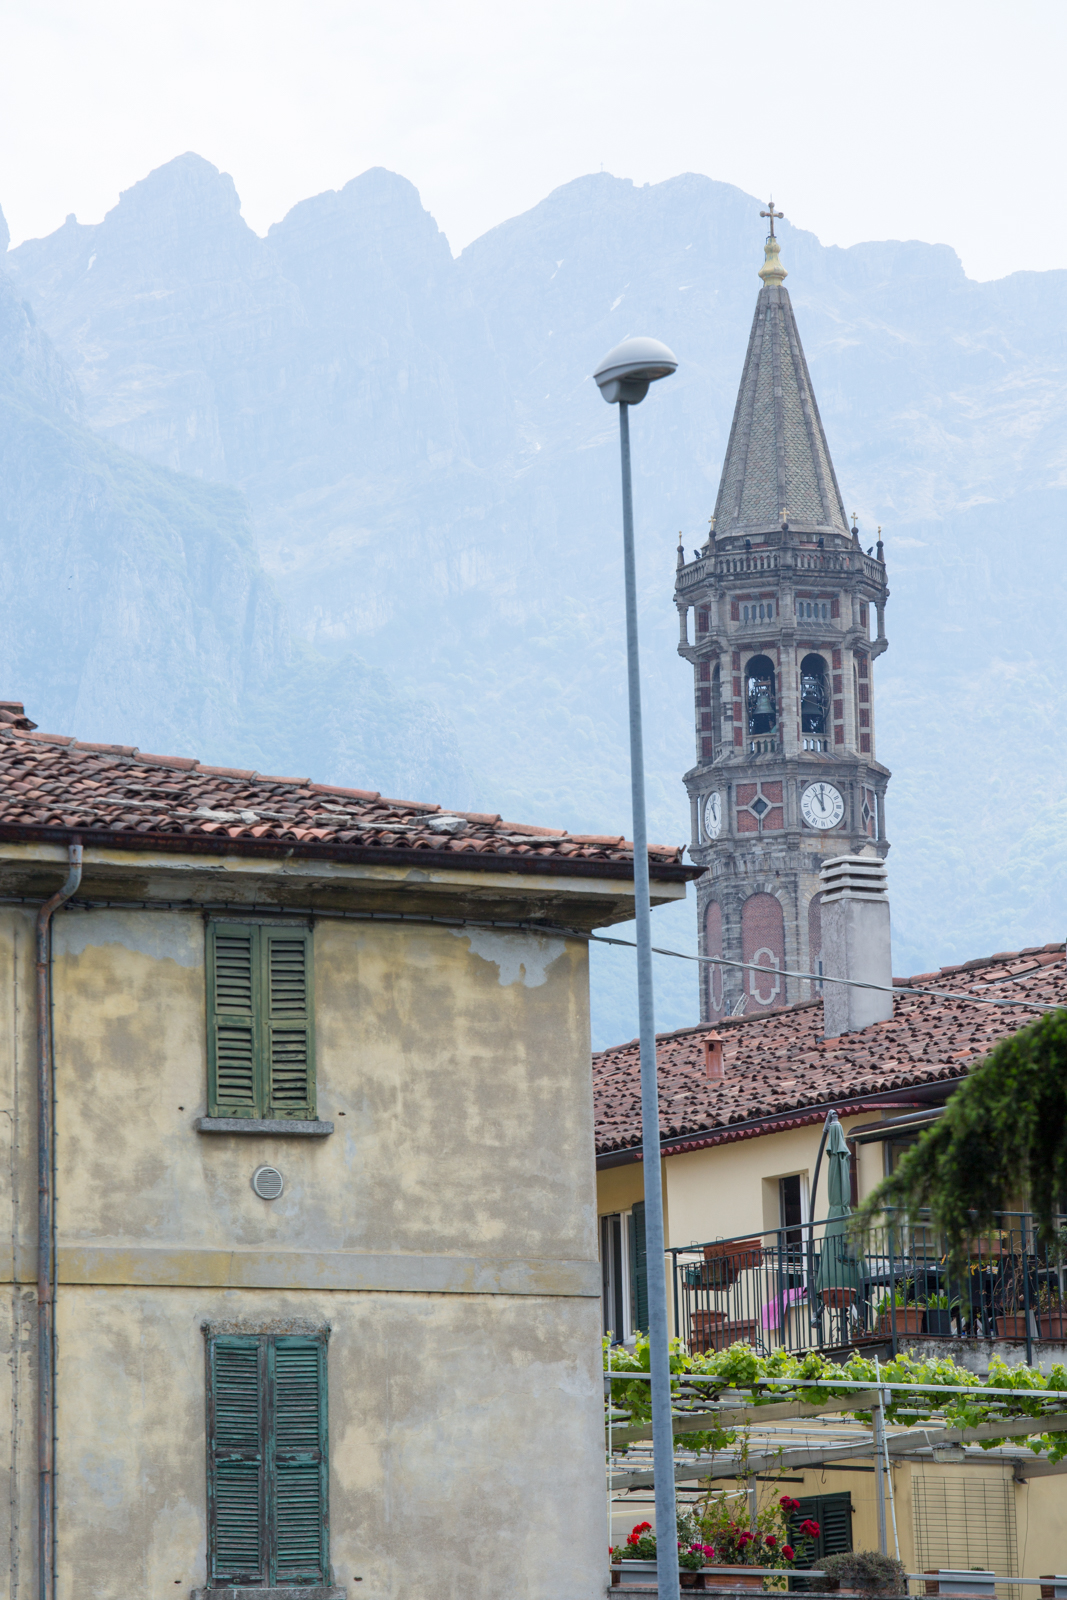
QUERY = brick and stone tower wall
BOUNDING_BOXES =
[675,219,891,1021]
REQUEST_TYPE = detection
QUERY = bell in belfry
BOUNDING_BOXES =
[754,687,774,716]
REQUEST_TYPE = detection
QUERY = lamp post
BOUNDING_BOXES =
[594,335,679,1600]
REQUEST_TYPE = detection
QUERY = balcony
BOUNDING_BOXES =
[670,1212,1067,1366]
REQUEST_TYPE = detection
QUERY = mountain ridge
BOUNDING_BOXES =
[4,153,1066,1044]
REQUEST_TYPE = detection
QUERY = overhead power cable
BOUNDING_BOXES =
[588,935,1062,1015]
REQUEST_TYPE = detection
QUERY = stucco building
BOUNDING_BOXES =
[0,702,694,1600]
[674,214,891,1021]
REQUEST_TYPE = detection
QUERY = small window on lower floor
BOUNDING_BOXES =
[206,1330,329,1588]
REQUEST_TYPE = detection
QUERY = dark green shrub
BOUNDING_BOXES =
[820,1551,907,1594]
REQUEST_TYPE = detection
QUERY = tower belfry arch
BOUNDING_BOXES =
[675,206,891,1020]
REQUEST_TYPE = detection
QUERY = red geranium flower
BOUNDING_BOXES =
[780,1495,801,1512]
[782,1545,795,1561]
[738,1531,753,1545]
[799,1519,821,1537]
[766,1535,777,1547]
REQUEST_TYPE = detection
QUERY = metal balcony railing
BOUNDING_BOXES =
[670,1212,1067,1367]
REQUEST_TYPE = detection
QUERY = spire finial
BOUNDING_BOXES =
[760,198,783,238]
[677,532,685,570]
[758,199,787,287]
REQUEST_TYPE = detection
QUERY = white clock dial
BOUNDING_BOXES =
[801,781,845,830]
[703,792,723,840]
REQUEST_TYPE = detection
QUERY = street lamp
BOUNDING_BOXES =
[594,334,679,1600]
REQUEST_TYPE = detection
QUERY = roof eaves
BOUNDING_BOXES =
[0,821,697,883]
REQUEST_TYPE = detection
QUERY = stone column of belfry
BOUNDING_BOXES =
[676,204,891,1022]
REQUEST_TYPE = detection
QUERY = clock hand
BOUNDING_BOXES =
[817,788,827,812]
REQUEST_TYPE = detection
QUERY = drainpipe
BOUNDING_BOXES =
[36,843,82,1600]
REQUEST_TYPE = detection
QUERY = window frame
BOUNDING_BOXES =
[206,917,317,1122]
[205,1328,330,1590]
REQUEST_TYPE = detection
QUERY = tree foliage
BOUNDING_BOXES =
[854,1008,1067,1248]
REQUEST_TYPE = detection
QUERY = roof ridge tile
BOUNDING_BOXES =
[308,783,383,801]
[136,753,199,770]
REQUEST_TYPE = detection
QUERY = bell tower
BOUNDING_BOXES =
[675,204,891,1020]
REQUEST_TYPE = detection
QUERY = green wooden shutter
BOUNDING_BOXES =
[270,1337,328,1585]
[208,1338,267,1585]
[208,924,259,1117]
[789,1492,853,1590]
[630,1202,648,1334]
[264,929,315,1119]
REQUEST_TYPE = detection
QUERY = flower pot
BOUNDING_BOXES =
[702,1237,763,1285]
[923,1308,954,1336]
[1038,1312,1067,1339]
[995,1312,1031,1339]
[610,1559,657,1586]
[689,1310,759,1352]
[877,1308,923,1335]
[702,1569,764,1589]
[935,1570,995,1598]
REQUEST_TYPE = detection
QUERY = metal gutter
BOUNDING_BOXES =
[849,1104,948,1143]
[595,1094,947,1168]
[35,842,81,1600]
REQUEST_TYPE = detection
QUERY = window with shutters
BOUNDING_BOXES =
[206,1331,330,1589]
[207,921,316,1120]
[789,1491,852,1590]
[629,1201,648,1334]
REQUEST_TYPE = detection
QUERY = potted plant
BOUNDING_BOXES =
[994,1301,1031,1339]
[821,1551,907,1594]
[610,1497,818,1591]
[703,1236,763,1286]
[609,1517,717,1589]
[1037,1285,1066,1339]
[875,1284,923,1335]
[922,1293,953,1337]
[693,1490,819,1588]
[610,1520,657,1585]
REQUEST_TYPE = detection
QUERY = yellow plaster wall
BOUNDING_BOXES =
[53,1285,604,1600]
[661,1115,883,1250]
[49,910,597,1264]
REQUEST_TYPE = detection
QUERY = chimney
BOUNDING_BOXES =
[703,1033,724,1080]
[819,853,892,1038]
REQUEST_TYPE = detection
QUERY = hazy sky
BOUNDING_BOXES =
[0,0,1062,281]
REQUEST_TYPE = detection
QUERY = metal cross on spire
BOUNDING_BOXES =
[761,198,783,237]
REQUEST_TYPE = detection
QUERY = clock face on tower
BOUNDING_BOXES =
[703,792,723,839]
[801,781,845,830]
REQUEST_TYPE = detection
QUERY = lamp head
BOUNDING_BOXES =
[594,336,678,405]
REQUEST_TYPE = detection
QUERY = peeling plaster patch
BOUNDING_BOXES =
[56,909,200,967]
[451,928,565,988]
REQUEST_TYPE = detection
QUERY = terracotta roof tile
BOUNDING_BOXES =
[0,716,695,884]
[594,945,1067,1157]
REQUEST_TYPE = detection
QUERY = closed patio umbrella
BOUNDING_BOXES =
[816,1118,864,1295]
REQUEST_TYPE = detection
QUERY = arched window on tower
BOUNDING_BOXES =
[746,655,777,736]
[800,653,828,734]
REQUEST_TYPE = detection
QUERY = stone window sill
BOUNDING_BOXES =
[193,1588,349,1599]
[195,1117,334,1137]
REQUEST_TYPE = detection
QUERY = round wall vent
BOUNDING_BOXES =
[251,1165,284,1201]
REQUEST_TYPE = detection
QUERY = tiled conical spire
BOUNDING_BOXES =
[712,227,848,539]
